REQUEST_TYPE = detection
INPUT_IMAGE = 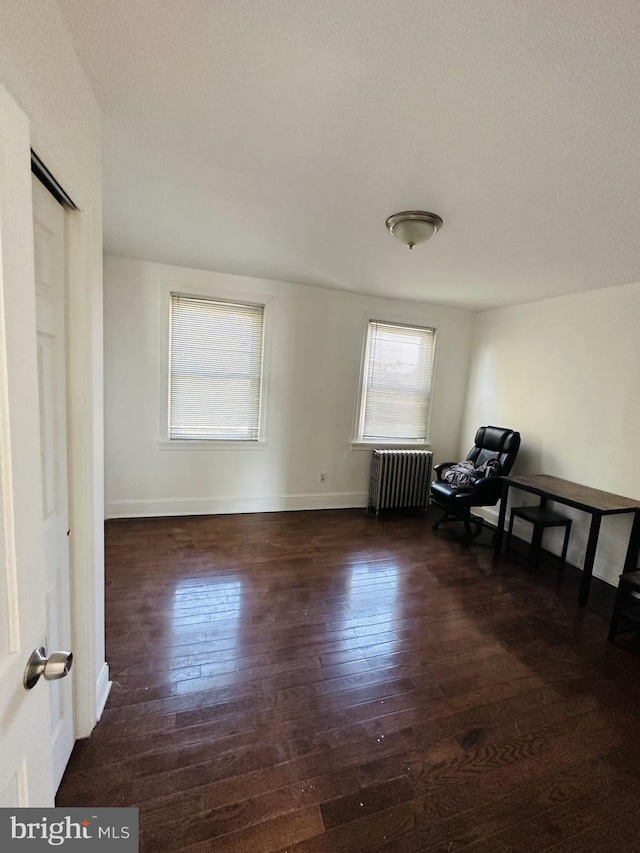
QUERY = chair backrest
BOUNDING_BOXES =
[466,425,521,476]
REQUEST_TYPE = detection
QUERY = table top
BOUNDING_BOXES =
[504,474,640,514]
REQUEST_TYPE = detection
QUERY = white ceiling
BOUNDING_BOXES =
[58,0,640,311]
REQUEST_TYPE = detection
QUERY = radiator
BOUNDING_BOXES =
[367,449,433,514]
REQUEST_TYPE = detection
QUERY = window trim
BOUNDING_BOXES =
[352,315,437,449]
[158,281,271,450]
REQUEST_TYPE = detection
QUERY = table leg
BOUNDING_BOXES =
[528,496,549,568]
[622,509,640,574]
[494,481,510,555]
[579,513,601,607]
[530,522,544,569]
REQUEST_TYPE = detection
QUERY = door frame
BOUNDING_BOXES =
[0,82,109,756]
[64,183,111,739]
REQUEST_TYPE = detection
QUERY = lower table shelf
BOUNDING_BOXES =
[505,505,572,569]
[609,570,640,642]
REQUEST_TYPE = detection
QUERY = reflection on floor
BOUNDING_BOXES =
[57,509,640,852]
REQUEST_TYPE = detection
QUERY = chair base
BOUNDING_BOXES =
[432,507,486,543]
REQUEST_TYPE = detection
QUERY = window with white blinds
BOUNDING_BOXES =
[357,320,436,442]
[169,294,265,441]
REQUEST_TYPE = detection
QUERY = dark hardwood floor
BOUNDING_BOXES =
[57,509,640,851]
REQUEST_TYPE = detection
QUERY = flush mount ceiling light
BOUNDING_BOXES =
[386,210,443,249]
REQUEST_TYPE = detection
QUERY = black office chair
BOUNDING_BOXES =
[431,425,521,542]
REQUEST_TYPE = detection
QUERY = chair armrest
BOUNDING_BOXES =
[468,475,504,502]
[433,461,457,482]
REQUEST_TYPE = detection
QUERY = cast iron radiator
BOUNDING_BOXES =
[367,449,433,514]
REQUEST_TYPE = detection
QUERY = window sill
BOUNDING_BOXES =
[158,439,268,451]
[350,441,432,451]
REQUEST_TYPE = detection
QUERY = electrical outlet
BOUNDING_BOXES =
[319,471,327,483]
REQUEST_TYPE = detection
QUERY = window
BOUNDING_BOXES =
[356,320,436,443]
[169,293,265,441]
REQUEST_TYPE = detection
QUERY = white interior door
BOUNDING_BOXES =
[32,175,74,790]
[0,85,57,807]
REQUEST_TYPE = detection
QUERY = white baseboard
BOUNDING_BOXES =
[95,662,111,720]
[105,491,369,519]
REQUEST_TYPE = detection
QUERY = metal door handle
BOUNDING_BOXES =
[23,647,73,690]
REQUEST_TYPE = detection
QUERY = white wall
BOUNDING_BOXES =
[0,1,107,735]
[461,280,640,586]
[104,255,475,518]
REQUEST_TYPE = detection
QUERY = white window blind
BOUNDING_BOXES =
[359,320,436,442]
[169,294,264,440]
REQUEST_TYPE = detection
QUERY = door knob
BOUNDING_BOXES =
[23,647,73,690]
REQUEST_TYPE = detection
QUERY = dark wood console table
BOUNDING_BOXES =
[494,474,640,606]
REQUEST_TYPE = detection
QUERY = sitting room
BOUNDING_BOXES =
[1,2,640,851]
